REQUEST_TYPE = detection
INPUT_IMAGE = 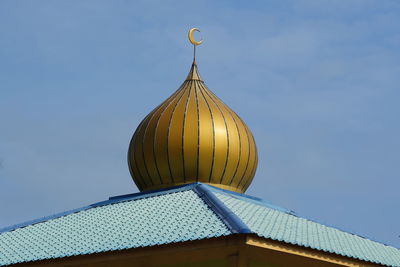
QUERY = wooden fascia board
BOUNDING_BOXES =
[245,234,380,267]
[13,234,382,267]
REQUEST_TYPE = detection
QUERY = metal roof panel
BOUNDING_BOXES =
[214,191,400,267]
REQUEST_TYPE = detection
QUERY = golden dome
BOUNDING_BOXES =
[128,29,257,193]
[128,61,258,193]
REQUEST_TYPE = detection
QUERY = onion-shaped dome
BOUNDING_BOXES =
[128,62,258,193]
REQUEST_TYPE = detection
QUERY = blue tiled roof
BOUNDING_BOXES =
[0,183,399,266]
[0,186,229,266]
[214,190,400,267]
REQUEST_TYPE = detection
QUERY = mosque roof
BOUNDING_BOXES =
[1,183,399,266]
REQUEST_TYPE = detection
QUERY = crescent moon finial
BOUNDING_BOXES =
[188,28,203,46]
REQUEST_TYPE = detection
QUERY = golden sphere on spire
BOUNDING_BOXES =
[128,32,258,193]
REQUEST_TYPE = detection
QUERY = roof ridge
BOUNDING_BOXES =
[201,183,294,214]
[192,183,251,234]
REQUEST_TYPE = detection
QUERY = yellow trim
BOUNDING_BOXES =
[245,235,378,267]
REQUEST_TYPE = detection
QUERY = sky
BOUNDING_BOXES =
[0,0,399,248]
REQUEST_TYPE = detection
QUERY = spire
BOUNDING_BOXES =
[185,62,202,81]
[186,28,203,81]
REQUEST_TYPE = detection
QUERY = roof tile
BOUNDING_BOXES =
[1,183,399,267]
[214,190,400,267]
[0,189,229,266]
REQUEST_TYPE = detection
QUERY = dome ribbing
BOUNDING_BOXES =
[128,62,258,193]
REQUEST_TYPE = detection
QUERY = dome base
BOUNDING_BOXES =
[140,181,246,194]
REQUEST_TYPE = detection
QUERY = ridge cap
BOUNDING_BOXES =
[201,183,294,215]
[192,183,251,234]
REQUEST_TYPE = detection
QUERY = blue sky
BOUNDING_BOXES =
[1,0,399,247]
